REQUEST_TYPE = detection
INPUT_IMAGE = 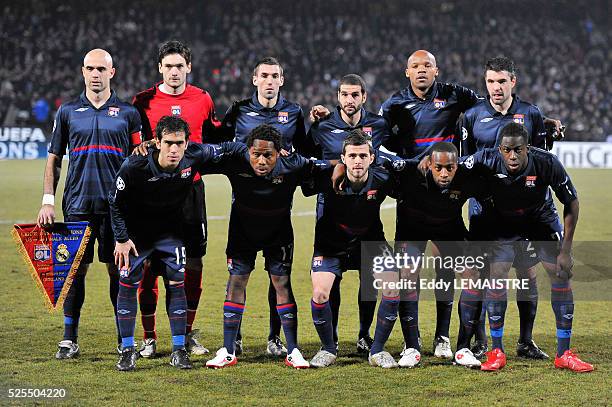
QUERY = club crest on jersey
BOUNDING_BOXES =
[171,105,182,116]
[367,190,378,200]
[181,167,192,178]
[433,98,447,109]
[312,256,323,268]
[34,244,51,261]
[449,190,462,200]
[278,111,289,123]
[525,175,537,187]
[108,106,120,117]
[362,127,373,137]
[513,114,525,124]
[272,175,284,184]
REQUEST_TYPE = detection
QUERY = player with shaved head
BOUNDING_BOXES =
[37,48,142,359]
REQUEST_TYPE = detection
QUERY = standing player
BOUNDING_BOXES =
[462,56,550,359]
[110,116,230,371]
[304,74,391,354]
[36,49,142,359]
[307,130,400,368]
[464,123,593,373]
[214,57,307,356]
[132,40,220,357]
[205,125,329,369]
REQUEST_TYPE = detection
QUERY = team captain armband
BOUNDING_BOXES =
[131,131,142,146]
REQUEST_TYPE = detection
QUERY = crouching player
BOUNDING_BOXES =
[306,130,401,368]
[382,142,490,368]
[109,116,229,371]
[205,124,331,369]
[465,122,593,372]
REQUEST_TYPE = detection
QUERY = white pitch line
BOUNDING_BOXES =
[1,203,397,224]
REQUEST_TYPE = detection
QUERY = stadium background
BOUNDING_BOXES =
[1,0,610,405]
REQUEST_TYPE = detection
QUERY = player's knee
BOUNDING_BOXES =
[312,287,330,303]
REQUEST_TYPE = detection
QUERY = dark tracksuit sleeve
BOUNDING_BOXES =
[549,157,578,204]
[459,111,476,156]
[298,122,323,158]
[132,96,153,141]
[456,85,480,111]
[48,105,69,156]
[108,160,132,243]
[201,96,223,144]
[300,162,334,197]
[290,109,308,153]
[128,109,143,149]
[215,103,240,143]
[192,141,248,175]
[530,106,548,150]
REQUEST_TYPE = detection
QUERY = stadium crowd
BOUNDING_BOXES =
[1,0,610,140]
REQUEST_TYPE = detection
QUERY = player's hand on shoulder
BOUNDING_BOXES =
[417,155,431,176]
[332,163,347,193]
[309,105,330,123]
[37,204,55,228]
[280,148,290,157]
[132,140,155,156]
[114,240,139,272]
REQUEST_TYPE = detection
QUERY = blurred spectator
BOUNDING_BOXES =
[0,0,609,140]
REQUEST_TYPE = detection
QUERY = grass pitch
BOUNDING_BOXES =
[0,160,610,406]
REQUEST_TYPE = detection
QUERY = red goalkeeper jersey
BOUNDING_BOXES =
[132,82,220,144]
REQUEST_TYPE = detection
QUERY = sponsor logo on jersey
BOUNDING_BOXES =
[108,106,120,117]
[246,111,259,117]
[147,176,160,182]
[116,176,125,190]
[406,103,416,109]
[513,114,525,124]
[367,189,378,200]
[494,173,508,178]
[181,167,192,178]
[171,105,181,116]
[312,256,323,267]
[362,127,372,137]
[480,117,494,123]
[238,173,253,178]
[75,107,89,112]
[433,98,447,109]
[34,244,50,261]
[55,243,70,263]
[525,175,537,187]
[272,175,284,184]
[331,129,345,134]
[278,111,289,123]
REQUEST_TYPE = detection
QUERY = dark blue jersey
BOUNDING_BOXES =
[211,143,330,249]
[461,96,547,155]
[310,166,393,256]
[108,143,227,244]
[379,81,479,158]
[381,157,489,226]
[463,147,577,223]
[303,106,391,159]
[49,91,142,216]
[219,92,306,151]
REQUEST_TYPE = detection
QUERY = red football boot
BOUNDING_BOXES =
[554,350,594,373]
[481,348,507,371]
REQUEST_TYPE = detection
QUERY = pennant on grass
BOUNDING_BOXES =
[11,222,91,311]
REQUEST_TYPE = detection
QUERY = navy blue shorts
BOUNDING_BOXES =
[311,242,396,277]
[226,242,294,276]
[489,217,564,264]
[65,213,114,264]
[120,237,187,284]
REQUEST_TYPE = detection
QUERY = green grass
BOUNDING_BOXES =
[0,160,610,406]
